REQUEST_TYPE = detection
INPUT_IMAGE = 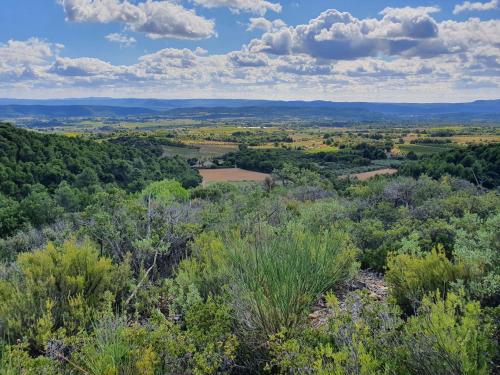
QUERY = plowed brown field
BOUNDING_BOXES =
[199,168,270,185]
[348,168,398,181]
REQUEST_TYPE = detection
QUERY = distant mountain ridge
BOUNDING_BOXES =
[1,98,499,123]
[0,104,158,117]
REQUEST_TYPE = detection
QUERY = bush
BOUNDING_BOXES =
[348,219,387,271]
[0,343,60,375]
[141,179,189,204]
[72,295,238,375]
[452,213,500,306]
[189,182,236,201]
[72,317,132,375]
[386,247,465,314]
[268,292,402,375]
[175,232,231,298]
[401,291,495,375]
[0,239,130,349]
[269,291,496,375]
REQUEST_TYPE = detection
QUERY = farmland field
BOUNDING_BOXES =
[199,168,270,184]
[396,143,458,155]
[347,168,398,181]
[447,135,500,144]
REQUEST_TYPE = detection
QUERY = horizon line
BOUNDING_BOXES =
[1,97,499,105]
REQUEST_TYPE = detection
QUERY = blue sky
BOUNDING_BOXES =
[0,0,499,101]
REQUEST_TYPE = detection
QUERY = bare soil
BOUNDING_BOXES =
[199,168,270,185]
[348,168,398,181]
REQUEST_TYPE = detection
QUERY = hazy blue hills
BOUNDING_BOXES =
[1,98,499,123]
[0,104,158,118]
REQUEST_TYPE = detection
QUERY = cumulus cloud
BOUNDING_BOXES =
[105,33,136,47]
[58,0,216,39]
[247,6,500,66]
[2,23,500,102]
[192,0,281,15]
[228,51,269,67]
[276,55,332,75]
[375,7,440,39]
[0,38,63,82]
[248,7,450,60]
[49,57,121,77]
[439,18,500,54]
[0,38,61,66]
[453,0,498,14]
[247,17,286,32]
[138,47,206,72]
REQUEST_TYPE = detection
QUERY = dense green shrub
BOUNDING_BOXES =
[175,232,231,298]
[348,218,387,271]
[0,194,22,238]
[0,343,60,375]
[401,291,495,375]
[268,292,402,375]
[269,291,496,375]
[140,179,189,204]
[386,247,465,314]
[19,185,64,228]
[71,295,238,375]
[452,213,500,305]
[0,239,130,349]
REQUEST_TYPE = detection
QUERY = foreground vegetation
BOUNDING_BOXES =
[0,123,499,374]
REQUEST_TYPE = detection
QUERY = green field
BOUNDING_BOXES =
[397,143,458,155]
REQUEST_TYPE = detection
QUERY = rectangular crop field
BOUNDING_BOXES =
[199,168,270,185]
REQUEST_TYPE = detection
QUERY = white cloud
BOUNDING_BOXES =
[138,47,204,72]
[275,55,332,75]
[49,57,121,77]
[374,7,440,39]
[2,20,500,102]
[0,38,61,66]
[247,17,286,32]
[105,33,136,47]
[58,0,216,39]
[228,51,269,67]
[439,17,500,54]
[248,7,450,60]
[250,28,293,55]
[453,0,498,14]
[248,6,500,63]
[0,38,63,82]
[192,0,281,15]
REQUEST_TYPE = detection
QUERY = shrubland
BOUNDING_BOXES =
[0,124,498,374]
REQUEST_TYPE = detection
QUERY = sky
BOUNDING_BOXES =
[0,0,499,102]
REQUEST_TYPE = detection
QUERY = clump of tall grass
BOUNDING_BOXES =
[74,317,131,375]
[228,223,358,342]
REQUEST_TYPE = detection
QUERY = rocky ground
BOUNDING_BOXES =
[309,270,388,327]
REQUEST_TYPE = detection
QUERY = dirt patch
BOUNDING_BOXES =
[348,168,398,181]
[199,168,270,185]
